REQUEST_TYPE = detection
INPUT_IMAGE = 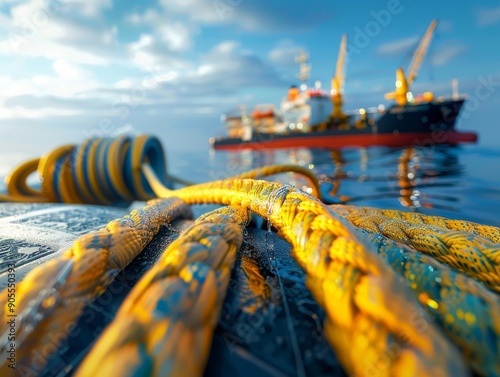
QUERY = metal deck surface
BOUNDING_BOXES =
[0,203,345,377]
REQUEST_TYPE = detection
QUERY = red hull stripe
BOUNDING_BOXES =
[213,131,478,151]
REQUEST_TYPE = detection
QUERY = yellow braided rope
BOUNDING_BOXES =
[230,163,320,198]
[364,233,500,376]
[75,206,249,377]
[374,208,500,243]
[141,173,468,376]
[0,198,192,376]
[330,205,500,293]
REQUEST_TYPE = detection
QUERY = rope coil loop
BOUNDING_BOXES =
[1,135,326,205]
[2,135,172,206]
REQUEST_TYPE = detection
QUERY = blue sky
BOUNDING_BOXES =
[0,0,499,162]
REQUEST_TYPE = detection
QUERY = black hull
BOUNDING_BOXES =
[376,98,465,133]
[212,98,476,150]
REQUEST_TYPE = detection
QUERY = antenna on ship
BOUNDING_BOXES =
[452,78,459,100]
[295,51,310,90]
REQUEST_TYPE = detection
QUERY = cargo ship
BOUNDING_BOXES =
[210,20,477,151]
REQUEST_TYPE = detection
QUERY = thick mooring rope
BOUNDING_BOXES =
[331,205,500,293]
[362,232,500,376]
[75,206,249,376]
[141,176,469,376]
[0,198,192,376]
[1,135,499,377]
[365,207,500,243]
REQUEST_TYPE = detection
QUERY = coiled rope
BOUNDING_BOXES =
[0,135,321,205]
[1,135,499,376]
[75,205,249,376]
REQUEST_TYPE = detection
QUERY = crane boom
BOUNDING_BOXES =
[406,19,438,86]
[385,19,439,105]
[332,34,347,94]
[329,34,348,123]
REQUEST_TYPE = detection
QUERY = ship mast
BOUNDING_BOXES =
[295,51,310,89]
[385,19,438,106]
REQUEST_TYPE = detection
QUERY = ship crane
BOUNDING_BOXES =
[330,33,347,121]
[385,19,438,106]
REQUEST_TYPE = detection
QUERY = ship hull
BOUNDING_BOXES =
[376,98,465,133]
[212,130,477,150]
[213,98,477,151]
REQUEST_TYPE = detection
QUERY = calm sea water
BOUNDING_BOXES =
[166,144,500,227]
[1,143,499,227]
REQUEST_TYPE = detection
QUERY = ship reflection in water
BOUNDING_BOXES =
[320,146,462,212]
[222,145,464,215]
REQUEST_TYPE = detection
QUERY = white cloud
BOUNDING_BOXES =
[210,40,238,55]
[430,43,467,66]
[62,0,112,17]
[126,34,188,72]
[157,0,331,32]
[197,65,212,75]
[475,6,500,26]
[0,37,112,65]
[159,0,223,24]
[268,41,306,65]
[156,22,192,51]
[126,9,194,52]
[0,36,283,123]
[378,34,467,68]
[114,79,134,89]
[189,40,282,89]
[0,92,86,120]
[0,72,99,97]
[52,59,87,80]
[124,1,332,74]
[124,9,197,72]
[377,36,419,56]
[0,0,119,65]
[1,1,197,82]
[0,1,285,128]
